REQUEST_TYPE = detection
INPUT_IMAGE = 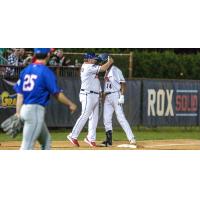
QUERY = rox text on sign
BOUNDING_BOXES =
[147,89,198,116]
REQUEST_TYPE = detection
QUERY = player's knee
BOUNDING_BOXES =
[81,112,91,120]
[103,116,111,123]
[117,116,125,124]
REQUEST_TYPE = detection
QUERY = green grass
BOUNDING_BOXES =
[1,127,200,142]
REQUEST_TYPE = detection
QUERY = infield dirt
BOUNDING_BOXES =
[0,139,200,150]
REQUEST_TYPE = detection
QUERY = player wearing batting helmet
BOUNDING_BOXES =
[98,53,136,147]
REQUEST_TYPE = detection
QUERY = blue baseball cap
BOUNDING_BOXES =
[83,53,98,60]
[34,48,51,54]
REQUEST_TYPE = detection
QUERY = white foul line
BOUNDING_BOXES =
[145,143,200,148]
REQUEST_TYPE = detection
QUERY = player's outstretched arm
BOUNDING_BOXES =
[15,94,23,117]
[54,92,77,113]
[99,56,114,72]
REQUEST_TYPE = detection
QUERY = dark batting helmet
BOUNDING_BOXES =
[97,53,109,63]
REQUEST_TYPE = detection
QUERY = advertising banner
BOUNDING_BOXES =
[0,78,141,128]
[0,79,17,123]
[143,80,200,126]
[2,77,199,127]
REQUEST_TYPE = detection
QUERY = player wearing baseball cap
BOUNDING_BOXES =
[67,53,114,147]
[14,48,77,150]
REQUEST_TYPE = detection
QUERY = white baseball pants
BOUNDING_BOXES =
[103,92,134,141]
[70,92,99,141]
[20,104,51,150]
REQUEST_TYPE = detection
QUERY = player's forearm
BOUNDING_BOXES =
[16,94,23,116]
[120,83,126,95]
[55,92,73,106]
[55,92,77,113]
[99,57,114,72]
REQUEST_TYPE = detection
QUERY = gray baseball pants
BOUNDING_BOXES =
[20,104,51,150]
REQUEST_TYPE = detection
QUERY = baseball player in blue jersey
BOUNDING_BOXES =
[14,48,77,150]
[98,53,136,147]
[67,53,114,147]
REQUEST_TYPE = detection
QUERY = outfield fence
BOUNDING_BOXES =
[1,77,200,128]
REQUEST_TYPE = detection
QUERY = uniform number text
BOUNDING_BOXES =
[23,74,38,91]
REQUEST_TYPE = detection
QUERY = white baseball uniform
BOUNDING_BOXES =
[69,63,101,142]
[103,65,135,141]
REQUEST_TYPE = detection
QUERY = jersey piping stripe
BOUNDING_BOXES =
[28,106,39,149]
[72,94,88,135]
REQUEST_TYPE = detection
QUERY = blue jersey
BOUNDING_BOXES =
[14,63,61,106]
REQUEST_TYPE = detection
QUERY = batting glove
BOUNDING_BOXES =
[118,95,124,104]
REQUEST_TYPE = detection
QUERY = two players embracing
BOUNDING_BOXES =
[67,53,136,147]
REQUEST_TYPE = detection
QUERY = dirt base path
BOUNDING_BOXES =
[0,139,200,150]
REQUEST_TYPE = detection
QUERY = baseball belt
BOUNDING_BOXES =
[105,91,119,96]
[81,89,99,95]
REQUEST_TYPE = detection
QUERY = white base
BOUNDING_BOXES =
[117,144,137,149]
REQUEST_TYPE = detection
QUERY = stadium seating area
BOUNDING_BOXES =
[0,48,81,79]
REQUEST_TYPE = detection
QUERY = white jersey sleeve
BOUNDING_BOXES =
[115,68,125,83]
[88,64,101,74]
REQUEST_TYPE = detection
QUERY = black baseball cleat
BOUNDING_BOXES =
[99,130,112,147]
[100,140,112,147]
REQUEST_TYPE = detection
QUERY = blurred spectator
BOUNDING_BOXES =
[23,52,33,65]
[7,48,21,66]
[16,48,29,66]
[49,49,71,66]
[6,48,21,76]
[0,48,5,64]
[19,48,26,65]
[0,48,4,55]
[5,48,14,57]
[6,48,29,76]
[19,48,25,57]
[0,48,6,76]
